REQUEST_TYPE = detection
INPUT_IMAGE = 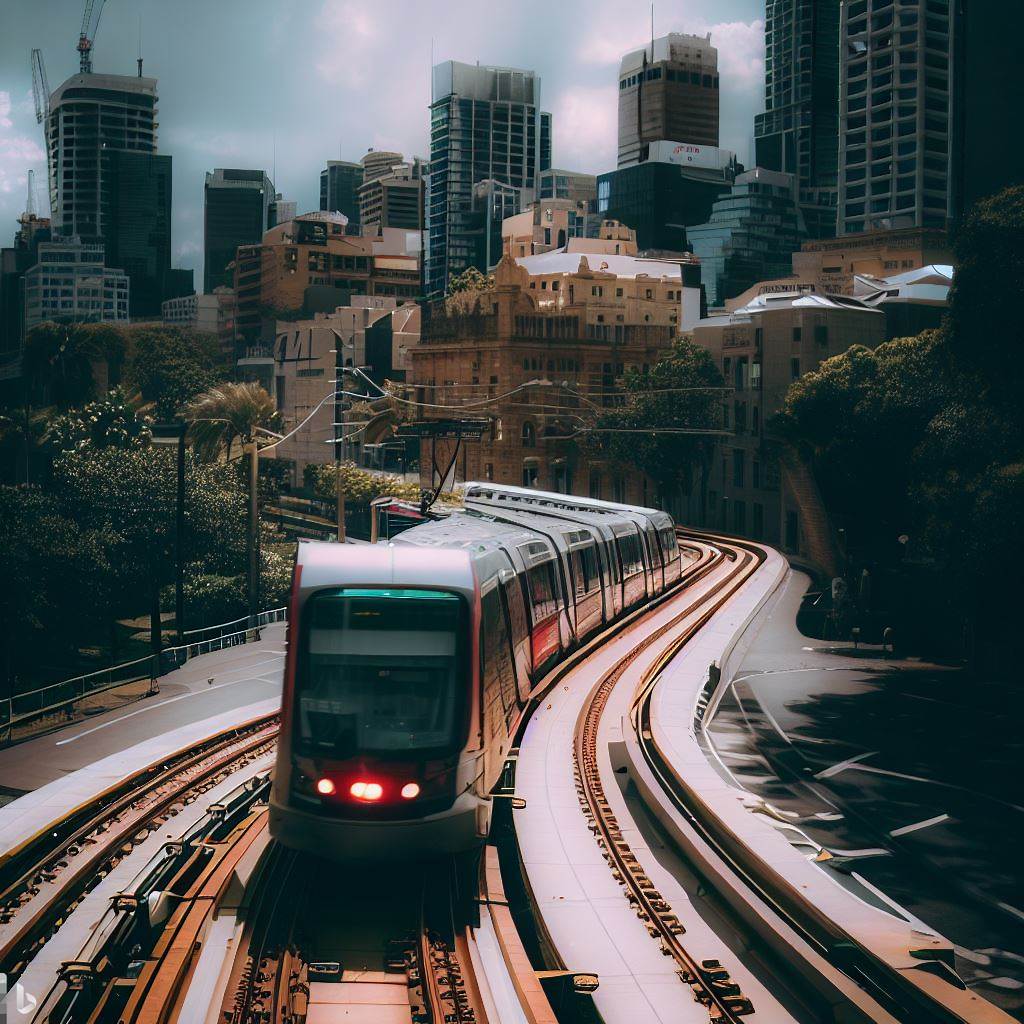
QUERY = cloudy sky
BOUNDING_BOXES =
[1,0,764,285]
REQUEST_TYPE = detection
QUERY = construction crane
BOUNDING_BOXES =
[25,170,36,217]
[77,0,106,75]
[30,48,49,125]
[30,48,54,207]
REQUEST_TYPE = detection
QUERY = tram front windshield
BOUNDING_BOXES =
[297,588,465,757]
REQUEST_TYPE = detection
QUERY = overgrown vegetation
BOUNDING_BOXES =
[775,185,1024,662]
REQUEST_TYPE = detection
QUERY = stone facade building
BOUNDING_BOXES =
[232,211,420,348]
[410,253,689,502]
[689,292,886,556]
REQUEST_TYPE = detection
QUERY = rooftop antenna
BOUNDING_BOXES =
[137,13,143,76]
[651,3,655,56]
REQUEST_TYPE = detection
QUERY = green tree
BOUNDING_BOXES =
[52,446,248,653]
[774,330,952,553]
[0,485,113,690]
[947,184,1024,401]
[448,266,495,294]
[45,388,152,454]
[0,405,53,484]
[181,381,281,461]
[125,325,227,420]
[585,336,724,513]
[22,321,128,408]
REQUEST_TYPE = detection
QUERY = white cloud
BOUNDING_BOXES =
[550,85,617,173]
[0,90,45,197]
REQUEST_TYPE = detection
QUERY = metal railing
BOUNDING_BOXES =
[2,607,288,742]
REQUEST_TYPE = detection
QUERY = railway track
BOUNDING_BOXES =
[571,534,763,1022]
[212,853,485,1024]
[0,714,278,985]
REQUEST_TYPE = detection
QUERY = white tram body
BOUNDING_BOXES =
[269,485,681,860]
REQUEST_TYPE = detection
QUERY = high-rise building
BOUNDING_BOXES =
[597,142,737,252]
[1,210,51,359]
[203,168,274,293]
[269,194,298,228]
[44,71,185,316]
[358,157,424,232]
[952,0,1024,220]
[46,73,157,238]
[23,237,129,331]
[687,169,808,307]
[427,60,552,296]
[537,169,598,206]
[103,151,191,317]
[617,33,719,168]
[319,160,363,226]
[754,1,841,238]
[837,0,955,235]
[360,150,405,184]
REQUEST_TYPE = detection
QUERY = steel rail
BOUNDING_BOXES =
[633,530,1011,1024]
[572,537,761,1021]
[0,717,278,982]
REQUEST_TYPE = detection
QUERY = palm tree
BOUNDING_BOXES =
[180,381,281,462]
[0,405,53,484]
[181,382,282,621]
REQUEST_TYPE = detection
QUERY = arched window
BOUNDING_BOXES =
[521,421,536,449]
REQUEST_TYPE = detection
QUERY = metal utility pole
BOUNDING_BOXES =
[175,427,186,643]
[247,438,260,623]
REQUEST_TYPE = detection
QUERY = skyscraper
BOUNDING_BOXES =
[427,61,552,296]
[45,71,186,315]
[203,168,274,293]
[319,161,363,227]
[951,0,1024,220]
[617,33,719,168]
[687,169,807,307]
[754,1,840,238]
[837,0,955,235]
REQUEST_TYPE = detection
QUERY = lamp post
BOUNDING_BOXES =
[151,422,188,646]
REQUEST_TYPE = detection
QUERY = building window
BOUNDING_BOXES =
[791,357,801,380]
[733,449,745,488]
[753,502,764,540]
[616,287,623,297]
[523,463,539,488]
[612,476,626,503]
[734,500,746,534]
[792,326,802,342]
[521,421,536,448]
[814,324,829,346]
[588,470,602,499]
[753,459,761,489]
[485,463,494,480]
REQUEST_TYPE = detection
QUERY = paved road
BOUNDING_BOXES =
[708,571,1024,1021]
[0,624,285,793]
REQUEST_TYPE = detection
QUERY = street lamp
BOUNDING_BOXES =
[151,422,188,646]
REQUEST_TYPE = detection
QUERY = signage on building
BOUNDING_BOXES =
[758,281,816,296]
[647,140,735,172]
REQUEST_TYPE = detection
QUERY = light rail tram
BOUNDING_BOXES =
[269,483,681,860]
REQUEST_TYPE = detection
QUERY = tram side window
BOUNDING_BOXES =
[503,576,528,646]
[527,563,559,620]
[617,532,644,576]
[571,544,600,595]
[481,588,519,730]
[660,527,676,563]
